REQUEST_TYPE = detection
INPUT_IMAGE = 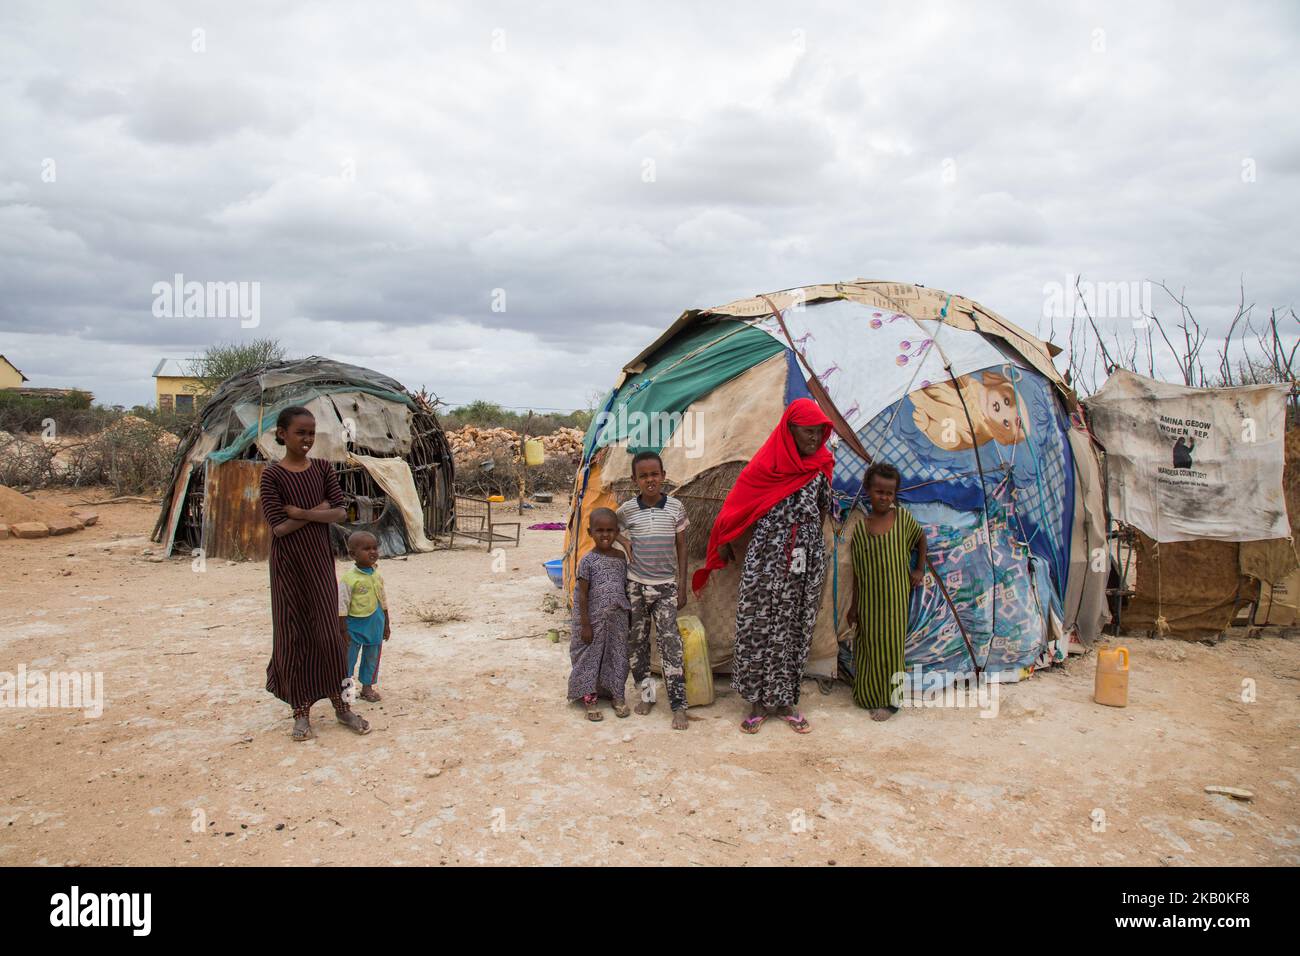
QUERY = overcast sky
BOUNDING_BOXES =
[2,1,1297,410]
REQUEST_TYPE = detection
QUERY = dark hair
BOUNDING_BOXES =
[865,461,901,490]
[274,405,314,445]
[347,530,378,551]
[589,507,618,527]
[631,450,664,476]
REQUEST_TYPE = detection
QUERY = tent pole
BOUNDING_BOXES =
[944,366,1000,668]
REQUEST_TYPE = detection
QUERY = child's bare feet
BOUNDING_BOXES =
[360,686,381,702]
[336,709,371,735]
[671,710,689,730]
[292,716,313,741]
[634,700,653,716]
[613,699,630,718]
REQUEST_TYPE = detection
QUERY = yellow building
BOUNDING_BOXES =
[153,358,207,413]
[0,355,29,389]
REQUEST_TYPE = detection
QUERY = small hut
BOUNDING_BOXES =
[152,357,454,560]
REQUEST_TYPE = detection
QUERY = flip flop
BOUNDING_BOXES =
[780,712,812,734]
[740,714,767,734]
[336,711,372,735]
[291,719,314,742]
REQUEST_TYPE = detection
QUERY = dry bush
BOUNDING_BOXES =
[0,434,59,491]
[452,451,575,498]
[412,603,467,626]
[62,419,176,495]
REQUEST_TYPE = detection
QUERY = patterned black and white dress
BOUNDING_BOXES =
[568,550,631,701]
[731,473,830,708]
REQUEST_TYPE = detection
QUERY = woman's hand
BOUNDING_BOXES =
[847,606,858,630]
[284,504,305,520]
[580,622,593,644]
[910,568,925,589]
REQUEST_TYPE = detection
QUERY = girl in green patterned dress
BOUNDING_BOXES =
[848,462,928,721]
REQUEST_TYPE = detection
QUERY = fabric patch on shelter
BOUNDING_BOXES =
[1086,370,1290,542]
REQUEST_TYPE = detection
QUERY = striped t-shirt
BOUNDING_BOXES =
[616,494,688,585]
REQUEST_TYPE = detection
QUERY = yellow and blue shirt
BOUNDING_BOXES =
[337,565,388,645]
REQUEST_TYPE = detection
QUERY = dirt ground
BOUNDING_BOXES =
[1,488,1297,867]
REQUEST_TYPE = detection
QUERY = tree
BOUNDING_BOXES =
[188,339,288,395]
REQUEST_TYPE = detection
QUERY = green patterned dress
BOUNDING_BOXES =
[850,507,921,710]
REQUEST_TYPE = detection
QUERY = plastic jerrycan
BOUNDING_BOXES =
[677,615,715,707]
[524,438,545,466]
[1094,646,1129,707]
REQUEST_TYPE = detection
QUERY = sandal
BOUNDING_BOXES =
[612,700,631,719]
[780,712,812,734]
[740,714,767,734]
[584,694,603,721]
[336,710,372,735]
[292,717,314,742]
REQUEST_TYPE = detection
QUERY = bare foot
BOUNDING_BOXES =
[336,709,372,735]
[870,708,893,722]
[671,710,689,731]
[613,699,630,718]
[360,686,381,702]
[634,700,654,716]
[292,716,313,741]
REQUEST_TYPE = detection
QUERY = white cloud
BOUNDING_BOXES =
[0,0,1295,409]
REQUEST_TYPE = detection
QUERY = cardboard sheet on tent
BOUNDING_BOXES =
[1087,371,1290,543]
[330,392,412,455]
[346,453,437,552]
[1255,568,1300,626]
[1064,424,1111,642]
[1126,533,1242,639]
[254,395,351,462]
[698,281,1068,404]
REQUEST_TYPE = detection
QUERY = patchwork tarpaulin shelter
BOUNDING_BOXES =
[564,280,1109,681]
[152,357,454,561]
[1085,376,1298,639]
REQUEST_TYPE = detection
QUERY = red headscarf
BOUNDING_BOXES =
[692,397,833,593]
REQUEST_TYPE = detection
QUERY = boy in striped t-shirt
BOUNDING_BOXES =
[616,451,690,730]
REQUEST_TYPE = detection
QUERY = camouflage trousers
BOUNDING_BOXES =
[627,581,686,712]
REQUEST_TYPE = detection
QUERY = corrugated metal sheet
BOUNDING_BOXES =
[202,460,271,561]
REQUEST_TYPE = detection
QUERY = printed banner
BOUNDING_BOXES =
[1086,370,1290,542]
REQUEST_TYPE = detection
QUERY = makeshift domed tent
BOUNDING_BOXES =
[564,280,1109,681]
[153,357,454,561]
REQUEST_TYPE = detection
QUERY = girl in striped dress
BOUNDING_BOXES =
[260,406,371,741]
[848,462,928,721]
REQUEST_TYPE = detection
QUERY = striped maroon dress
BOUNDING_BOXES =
[259,458,348,709]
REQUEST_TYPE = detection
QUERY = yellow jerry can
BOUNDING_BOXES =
[677,614,714,707]
[1094,646,1129,707]
[524,438,545,466]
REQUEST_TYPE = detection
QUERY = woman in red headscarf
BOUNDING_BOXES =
[694,397,833,734]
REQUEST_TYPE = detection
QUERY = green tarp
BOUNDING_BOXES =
[583,319,784,456]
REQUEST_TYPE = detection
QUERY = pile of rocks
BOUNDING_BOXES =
[0,484,96,540]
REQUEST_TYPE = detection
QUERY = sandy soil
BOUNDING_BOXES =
[1,488,1297,867]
